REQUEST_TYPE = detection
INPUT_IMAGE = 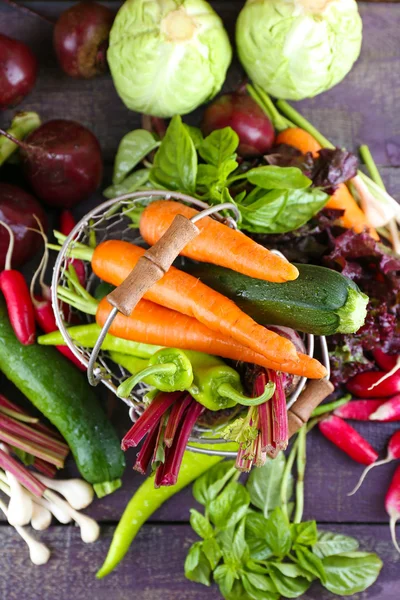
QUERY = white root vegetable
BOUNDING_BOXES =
[31,501,52,531]
[6,471,33,527]
[36,475,94,510]
[0,499,50,565]
[32,495,72,525]
[44,490,100,543]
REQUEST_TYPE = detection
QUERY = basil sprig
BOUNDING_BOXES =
[185,442,382,599]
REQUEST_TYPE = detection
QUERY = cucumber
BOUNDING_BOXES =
[185,263,368,336]
[0,297,125,497]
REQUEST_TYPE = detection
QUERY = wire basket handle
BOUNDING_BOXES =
[87,200,239,386]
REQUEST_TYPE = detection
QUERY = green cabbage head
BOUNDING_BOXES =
[236,0,363,100]
[108,0,232,117]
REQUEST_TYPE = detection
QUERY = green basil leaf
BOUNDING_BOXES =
[202,537,222,570]
[104,169,150,198]
[190,509,214,540]
[197,163,218,187]
[152,115,197,193]
[291,521,318,547]
[113,130,158,184]
[232,520,249,564]
[224,579,253,600]
[295,547,326,583]
[269,566,311,598]
[246,166,311,190]
[240,188,329,234]
[209,482,250,530]
[218,158,239,182]
[184,124,204,149]
[322,552,383,595]
[313,530,359,559]
[263,507,292,558]
[245,513,273,560]
[193,460,236,507]
[184,541,211,587]
[214,564,237,596]
[269,562,312,580]
[245,560,269,575]
[247,453,289,518]
[242,574,279,600]
[199,127,239,166]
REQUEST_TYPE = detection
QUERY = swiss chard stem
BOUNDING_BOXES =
[276,100,334,149]
[0,447,46,497]
[164,394,192,448]
[0,405,38,424]
[218,381,275,406]
[0,430,65,468]
[294,426,307,524]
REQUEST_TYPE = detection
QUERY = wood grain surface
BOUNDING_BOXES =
[1,2,400,599]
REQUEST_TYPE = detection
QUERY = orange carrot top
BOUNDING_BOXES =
[139,200,299,283]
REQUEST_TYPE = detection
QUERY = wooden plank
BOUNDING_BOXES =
[1,2,400,166]
[0,523,398,600]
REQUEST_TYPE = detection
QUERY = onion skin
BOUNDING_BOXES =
[54,1,114,79]
[0,34,38,110]
[202,93,275,158]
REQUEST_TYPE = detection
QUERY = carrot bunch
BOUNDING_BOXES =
[92,236,326,380]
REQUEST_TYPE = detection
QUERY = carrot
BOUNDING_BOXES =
[276,127,322,157]
[139,200,299,283]
[92,240,300,366]
[96,297,327,379]
[276,128,378,240]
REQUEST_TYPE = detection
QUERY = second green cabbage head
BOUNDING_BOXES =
[236,0,363,101]
[108,0,232,118]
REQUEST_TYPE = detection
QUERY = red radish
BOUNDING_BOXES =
[0,120,103,208]
[385,465,400,553]
[0,184,46,270]
[0,34,38,110]
[373,349,398,372]
[202,92,275,158]
[334,399,388,421]
[370,395,400,422]
[346,371,400,398]
[319,415,378,465]
[54,1,114,79]
[349,430,400,496]
[0,221,36,345]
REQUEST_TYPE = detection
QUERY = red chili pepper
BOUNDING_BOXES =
[346,371,400,398]
[33,295,85,371]
[60,210,76,236]
[0,221,36,345]
[319,415,378,465]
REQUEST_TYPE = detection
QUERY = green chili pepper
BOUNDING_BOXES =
[112,349,194,394]
[38,324,163,359]
[96,443,236,578]
[185,351,275,410]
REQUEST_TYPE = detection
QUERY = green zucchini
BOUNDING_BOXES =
[0,297,125,497]
[185,263,368,336]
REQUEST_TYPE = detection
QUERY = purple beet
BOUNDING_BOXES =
[0,34,38,110]
[0,120,103,208]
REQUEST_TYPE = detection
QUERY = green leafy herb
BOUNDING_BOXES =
[192,460,237,506]
[245,513,273,560]
[295,546,327,583]
[313,530,359,559]
[322,552,383,595]
[239,188,329,234]
[246,166,311,190]
[112,130,158,184]
[208,482,250,530]
[184,541,212,586]
[104,169,150,199]
[199,128,239,167]
[202,538,222,570]
[262,507,292,559]
[247,453,290,518]
[184,125,204,149]
[190,509,214,540]
[151,115,197,193]
[269,565,311,598]
[291,520,318,547]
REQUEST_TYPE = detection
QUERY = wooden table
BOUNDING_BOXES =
[1,1,400,598]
